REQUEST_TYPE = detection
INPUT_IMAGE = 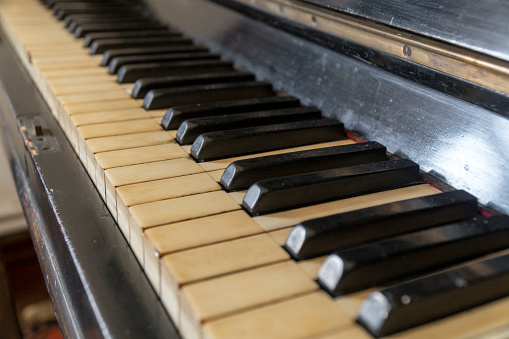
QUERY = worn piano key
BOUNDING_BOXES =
[221,141,387,191]
[84,29,179,47]
[319,215,509,295]
[358,250,509,337]
[176,107,320,145]
[109,52,220,74]
[181,261,318,339]
[90,36,193,55]
[203,292,351,339]
[117,60,234,84]
[285,190,478,260]
[101,45,208,66]
[144,81,275,110]
[244,158,420,215]
[191,118,345,161]
[131,71,255,99]
[75,22,168,38]
[162,96,301,130]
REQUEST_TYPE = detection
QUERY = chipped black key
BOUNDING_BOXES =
[101,45,208,66]
[85,30,181,47]
[117,60,234,84]
[285,190,478,260]
[319,215,509,295]
[177,106,320,145]
[221,141,387,191]
[161,96,301,130]
[191,118,345,162]
[143,81,274,110]
[244,158,420,215]
[109,52,219,75]
[75,22,167,38]
[358,247,509,337]
[90,36,192,55]
[132,72,254,99]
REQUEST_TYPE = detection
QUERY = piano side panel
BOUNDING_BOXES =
[145,0,509,215]
[0,31,179,338]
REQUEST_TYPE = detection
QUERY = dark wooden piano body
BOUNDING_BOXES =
[0,0,508,337]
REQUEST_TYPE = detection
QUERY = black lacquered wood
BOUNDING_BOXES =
[109,52,219,74]
[177,106,320,145]
[358,248,509,337]
[221,141,387,191]
[191,118,344,162]
[84,30,178,48]
[90,36,192,55]
[75,22,167,38]
[143,81,274,110]
[161,96,300,130]
[285,190,478,260]
[319,215,509,296]
[101,46,208,66]
[244,158,420,215]
[132,72,254,99]
[117,60,234,84]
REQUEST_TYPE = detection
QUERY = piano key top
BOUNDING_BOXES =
[90,36,193,55]
[285,190,478,260]
[84,29,180,48]
[117,60,234,84]
[75,22,168,38]
[109,52,220,74]
[191,118,345,161]
[101,45,209,66]
[358,249,509,337]
[131,71,255,99]
[143,81,274,110]
[161,96,301,130]
[318,215,509,295]
[244,158,420,215]
[65,13,147,28]
[221,141,387,191]
[176,106,321,145]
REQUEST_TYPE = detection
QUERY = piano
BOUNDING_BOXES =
[0,0,508,337]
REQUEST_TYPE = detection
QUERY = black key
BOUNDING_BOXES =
[90,36,193,55]
[143,81,274,110]
[285,190,478,260]
[101,46,208,66]
[55,5,143,21]
[69,17,154,33]
[191,118,345,162]
[75,22,167,38]
[132,72,254,99]
[177,107,320,145]
[221,141,387,191]
[358,247,509,337]
[65,13,145,28]
[109,52,219,75]
[84,30,180,47]
[244,158,420,215]
[161,96,301,130]
[117,60,234,84]
[319,215,509,296]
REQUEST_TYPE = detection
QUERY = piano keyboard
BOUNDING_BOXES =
[2,0,509,338]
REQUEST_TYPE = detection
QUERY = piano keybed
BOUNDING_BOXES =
[1,0,509,338]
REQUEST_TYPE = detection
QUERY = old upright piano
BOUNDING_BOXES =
[0,0,508,337]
